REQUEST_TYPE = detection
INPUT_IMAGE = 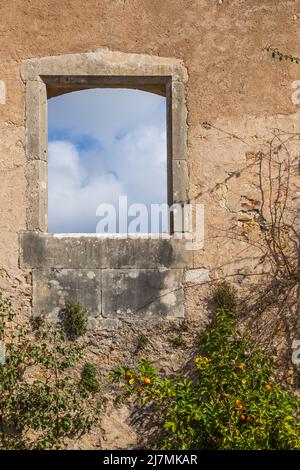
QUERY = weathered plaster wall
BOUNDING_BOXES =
[0,0,300,448]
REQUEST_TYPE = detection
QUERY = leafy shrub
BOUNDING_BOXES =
[80,362,100,395]
[137,334,149,351]
[111,283,300,450]
[169,335,186,348]
[0,291,102,450]
[212,280,237,311]
[62,300,87,338]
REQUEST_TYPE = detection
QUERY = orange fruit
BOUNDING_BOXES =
[265,384,271,392]
[136,387,143,393]
[240,414,246,421]
[144,377,151,385]
[247,415,252,422]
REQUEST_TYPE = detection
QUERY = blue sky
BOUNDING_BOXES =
[48,88,167,233]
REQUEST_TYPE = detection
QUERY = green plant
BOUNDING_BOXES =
[0,291,102,450]
[137,334,149,350]
[169,335,186,348]
[111,284,300,450]
[62,300,87,338]
[212,280,237,311]
[263,46,300,64]
[80,362,100,395]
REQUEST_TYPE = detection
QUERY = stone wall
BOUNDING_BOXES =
[0,0,300,448]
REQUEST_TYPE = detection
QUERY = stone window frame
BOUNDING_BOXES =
[20,52,192,320]
[21,50,189,235]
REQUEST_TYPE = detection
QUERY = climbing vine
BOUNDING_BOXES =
[263,46,300,64]
[0,292,102,450]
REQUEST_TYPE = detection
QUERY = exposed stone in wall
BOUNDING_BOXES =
[185,268,210,284]
[0,81,5,104]
[31,267,185,322]
[20,233,192,321]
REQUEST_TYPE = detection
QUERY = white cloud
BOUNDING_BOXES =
[49,141,124,233]
[48,89,167,233]
[48,88,166,143]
